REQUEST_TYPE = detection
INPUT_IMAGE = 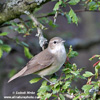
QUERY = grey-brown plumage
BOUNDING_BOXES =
[8,37,66,83]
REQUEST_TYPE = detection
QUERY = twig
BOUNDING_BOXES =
[53,0,62,24]
[64,93,75,99]
[1,8,100,28]
[38,9,100,19]
[63,85,100,99]
[19,18,29,31]
[27,13,47,50]
[64,93,90,99]
[54,10,58,24]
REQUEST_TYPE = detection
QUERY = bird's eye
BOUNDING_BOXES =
[54,41,57,44]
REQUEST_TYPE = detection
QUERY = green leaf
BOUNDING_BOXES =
[69,9,78,25]
[24,47,33,59]
[62,68,71,73]
[68,51,78,58]
[65,14,72,24]
[88,1,99,10]
[29,77,41,84]
[52,94,58,98]
[93,92,96,100]
[0,32,8,36]
[52,85,60,94]
[64,0,68,2]
[50,78,57,83]
[8,69,17,78]
[42,81,47,86]
[73,95,80,100]
[54,81,62,88]
[83,71,94,77]
[44,93,52,99]
[82,84,93,93]
[59,94,65,100]
[71,70,79,76]
[53,1,62,11]
[98,1,100,5]
[67,45,78,58]
[21,42,29,47]
[65,74,72,79]
[95,62,100,78]
[38,81,48,94]
[62,81,71,89]
[0,48,3,58]
[0,40,3,44]
[1,45,11,53]
[91,81,100,87]
[10,22,18,26]
[38,93,51,100]
[89,55,100,61]
[78,75,86,79]
[48,20,57,28]
[15,27,26,33]
[68,0,80,5]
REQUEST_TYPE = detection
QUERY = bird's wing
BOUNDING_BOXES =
[8,49,54,82]
[22,49,54,76]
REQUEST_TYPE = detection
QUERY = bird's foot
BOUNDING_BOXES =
[50,82,56,85]
[41,76,56,85]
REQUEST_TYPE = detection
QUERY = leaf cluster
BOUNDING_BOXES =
[30,46,100,100]
[0,32,11,58]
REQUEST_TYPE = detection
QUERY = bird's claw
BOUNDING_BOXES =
[50,82,56,85]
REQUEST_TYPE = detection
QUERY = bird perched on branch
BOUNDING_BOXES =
[8,37,66,84]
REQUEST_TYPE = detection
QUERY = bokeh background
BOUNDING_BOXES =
[0,1,100,100]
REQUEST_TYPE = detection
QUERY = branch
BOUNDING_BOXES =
[0,0,50,26]
[64,93,75,99]
[64,87,99,99]
[64,93,90,99]
[36,9,100,18]
[1,8,100,28]
[28,14,47,50]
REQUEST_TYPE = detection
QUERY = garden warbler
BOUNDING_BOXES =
[8,37,66,84]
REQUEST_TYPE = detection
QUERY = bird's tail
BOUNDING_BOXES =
[8,66,27,83]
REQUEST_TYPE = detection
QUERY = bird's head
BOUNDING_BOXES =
[48,37,65,53]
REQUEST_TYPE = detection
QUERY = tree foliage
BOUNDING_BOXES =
[30,46,100,100]
[0,0,100,99]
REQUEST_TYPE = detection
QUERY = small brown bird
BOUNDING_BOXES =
[8,37,66,84]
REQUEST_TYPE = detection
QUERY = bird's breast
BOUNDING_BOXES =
[37,45,66,76]
[56,46,66,66]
